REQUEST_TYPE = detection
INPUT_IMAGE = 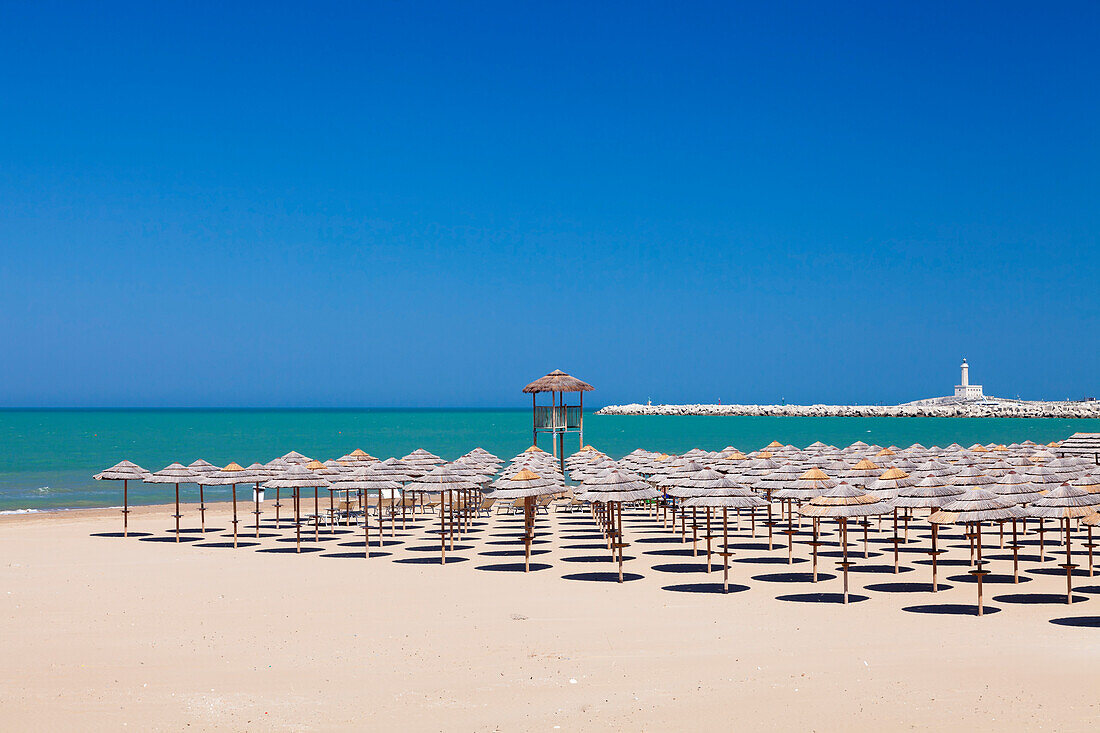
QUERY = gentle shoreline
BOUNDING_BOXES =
[598,400,1100,418]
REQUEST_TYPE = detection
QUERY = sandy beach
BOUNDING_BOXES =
[2,500,1097,731]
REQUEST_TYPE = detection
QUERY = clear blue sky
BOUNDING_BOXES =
[1,2,1097,407]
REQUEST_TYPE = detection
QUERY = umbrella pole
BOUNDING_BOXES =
[1088,526,1095,578]
[976,523,984,617]
[122,479,129,537]
[1064,518,1075,605]
[862,520,869,559]
[904,510,910,543]
[705,508,712,573]
[1012,520,1020,584]
[893,508,899,574]
[680,502,686,543]
[722,508,729,593]
[295,488,301,553]
[174,483,181,543]
[377,492,384,548]
[313,488,319,542]
[931,523,939,592]
[232,483,238,548]
[841,519,849,605]
[254,482,261,538]
[766,492,773,550]
[692,508,698,556]
[617,502,624,584]
[448,489,455,551]
[811,519,819,583]
[365,498,370,559]
[275,488,281,529]
[1039,519,1046,562]
[440,491,446,565]
[199,485,206,533]
[751,508,756,538]
[524,496,533,573]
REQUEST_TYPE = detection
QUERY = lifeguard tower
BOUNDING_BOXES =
[523,370,593,468]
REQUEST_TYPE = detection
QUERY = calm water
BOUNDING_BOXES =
[0,409,1094,511]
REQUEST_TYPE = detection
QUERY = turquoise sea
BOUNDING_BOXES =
[0,409,1095,512]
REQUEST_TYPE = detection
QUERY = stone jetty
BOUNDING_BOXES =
[596,398,1100,419]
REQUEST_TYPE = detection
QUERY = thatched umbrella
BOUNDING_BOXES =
[262,465,331,553]
[929,491,1024,616]
[773,467,836,566]
[666,466,725,557]
[243,463,272,537]
[187,460,218,532]
[892,477,964,590]
[330,466,401,557]
[682,487,768,591]
[1082,511,1100,578]
[264,457,290,527]
[991,471,1046,576]
[305,459,341,539]
[868,467,915,573]
[404,466,477,564]
[1023,483,1100,604]
[577,469,658,582]
[202,462,268,547]
[490,469,558,571]
[93,460,148,537]
[799,482,893,603]
[143,463,197,542]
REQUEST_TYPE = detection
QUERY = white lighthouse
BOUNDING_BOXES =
[954,359,984,400]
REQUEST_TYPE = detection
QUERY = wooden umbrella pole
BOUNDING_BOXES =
[199,485,206,533]
[254,483,261,538]
[766,493,773,550]
[524,496,533,573]
[722,508,730,593]
[174,483,181,543]
[448,489,455,551]
[122,479,129,537]
[231,483,239,548]
[275,488,281,529]
[1012,520,1020,583]
[931,523,939,592]
[705,508,713,573]
[365,499,370,559]
[440,491,446,565]
[1065,518,1075,605]
[841,519,849,605]
[295,488,301,553]
[692,508,698,557]
[1039,519,1046,562]
[391,492,396,539]
[377,491,385,548]
[1089,526,1095,578]
[313,488,320,542]
[862,520,869,559]
[812,519,819,583]
[616,502,624,584]
[329,490,335,532]
[976,523,984,617]
[892,508,899,573]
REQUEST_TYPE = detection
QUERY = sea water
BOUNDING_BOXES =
[0,409,1094,511]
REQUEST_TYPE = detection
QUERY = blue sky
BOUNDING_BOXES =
[1,1,1097,407]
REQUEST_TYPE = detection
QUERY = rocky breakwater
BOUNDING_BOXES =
[596,400,1100,419]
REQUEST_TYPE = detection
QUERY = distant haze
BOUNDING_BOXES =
[0,3,1097,408]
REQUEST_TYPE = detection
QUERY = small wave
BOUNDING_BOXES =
[33,486,52,494]
[0,509,42,515]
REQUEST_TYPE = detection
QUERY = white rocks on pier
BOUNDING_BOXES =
[596,398,1100,419]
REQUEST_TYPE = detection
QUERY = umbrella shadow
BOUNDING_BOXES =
[651,562,714,574]
[256,546,324,554]
[947,573,1031,584]
[732,556,807,565]
[992,593,1089,605]
[1026,567,1094,578]
[139,536,200,543]
[561,543,611,551]
[90,532,153,538]
[752,572,836,583]
[477,549,551,557]
[405,544,475,552]
[1074,585,1100,595]
[193,541,261,549]
[560,555,636,563]
[848,564,915,574]
[634,537,684,545]
[561,571,643,583]
[662,583,750,595]
[776,592,869,604]
[320,551,394,559]
[902,603,1001,616]
[393,556,470,565]
[864,582,952,593]
[486,539,550,546]
[643,548,698,557]
[475,562,553,573]
[1048,616,1100,628]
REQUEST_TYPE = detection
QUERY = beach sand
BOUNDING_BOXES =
[1,501,1097,731]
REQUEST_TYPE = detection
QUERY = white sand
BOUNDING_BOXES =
[1,501,1098,731]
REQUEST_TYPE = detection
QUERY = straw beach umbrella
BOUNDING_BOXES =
[799,482,893,602]
[929,491,1024,616]
[577,469,658,582]
[262,465,331,553]
[404,466,478,564]
[682,487,768,591]
[892,476,964,590]
[330,466,401,557]
[143,463,198,542]
[490,469,558,571]
[93,460,148,537]
[1023,483,1100,604]
[202,462,268,547]
[187,460,219,532]
[244,463,272,537]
